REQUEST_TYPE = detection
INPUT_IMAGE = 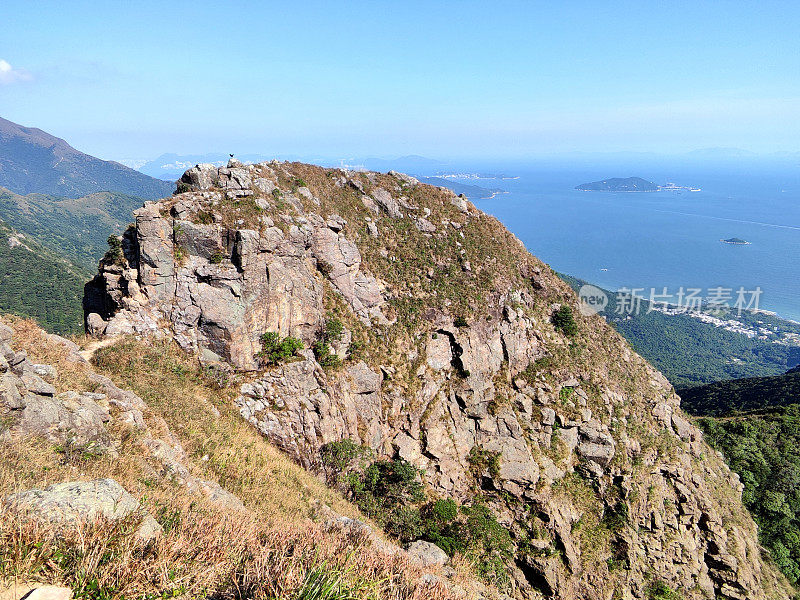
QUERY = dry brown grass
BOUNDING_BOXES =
[2,316,95,394]
[88,336,361,522]
[0,499,457,600]
[0,319,465,598]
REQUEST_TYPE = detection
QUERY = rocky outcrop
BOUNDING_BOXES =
[0,319,247,515]
[84,161,389,370]
[4,479,162,541]
[83,161,792,600]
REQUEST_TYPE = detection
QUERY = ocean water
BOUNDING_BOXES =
[448,159,800,321]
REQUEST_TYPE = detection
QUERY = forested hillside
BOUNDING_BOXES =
[681,369,800,416]
[0,219,87,334]
[700,407,800,583]
[561,274,800,388]
[0,187,143,270]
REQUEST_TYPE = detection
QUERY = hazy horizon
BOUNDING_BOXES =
[2,1,799,162]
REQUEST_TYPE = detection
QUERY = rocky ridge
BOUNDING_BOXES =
[0,317,483,600]
[84,159,792,599]
[0,319,244,514]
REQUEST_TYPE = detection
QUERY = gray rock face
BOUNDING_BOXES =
[80,163,791,600]
[3,479,161,541]
[407,540,449,567]
[84,168,389,369]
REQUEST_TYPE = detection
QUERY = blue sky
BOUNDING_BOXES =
[1,0,799,161]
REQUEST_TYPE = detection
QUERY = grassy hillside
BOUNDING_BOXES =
[561,274,800,388]
[0,187,144,270]
[0,219,87,334]
[0,318,466,600]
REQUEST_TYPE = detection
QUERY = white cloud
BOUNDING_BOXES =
[0,59,32,85]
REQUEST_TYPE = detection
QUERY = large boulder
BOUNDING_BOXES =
[4,479,161,541]
[407,540,449,567]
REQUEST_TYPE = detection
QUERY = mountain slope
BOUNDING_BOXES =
[83,159,792,599]
[0,116,173,198]
[0,219,87,334]
[680,368,800,417]
[0,317,470,600]
[0,186,143,270]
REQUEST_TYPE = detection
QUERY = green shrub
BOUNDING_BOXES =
[454,316,469,328]
[646,581,683,600]
[461,502,513,586]
[552,305,578,336]
[320,439,371,474]
[256,332,304,366]
[467,445,501,480]
[174,181,190,195]
[102,235,124,266]
[313,316,346,369]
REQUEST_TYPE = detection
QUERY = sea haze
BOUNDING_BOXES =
[445,157,800,321]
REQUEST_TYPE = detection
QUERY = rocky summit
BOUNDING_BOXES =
[83,159,791,599]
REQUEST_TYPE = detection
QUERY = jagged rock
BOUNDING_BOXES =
[180,163,218,191]
[370,187,402,218]
[407,540,449,567]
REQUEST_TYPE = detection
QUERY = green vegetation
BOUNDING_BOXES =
[0,188,145,270]
[467,445,501,480]
[320,439,513,587]
[313,316,345,369]
[561,274,800,388]
[552,305,578,336]
[102,234,124,266]
[680,370,800,417]
[699,406,800,583]
[256,331,304,366]
[646,580,683,600]
[0,219,87,335]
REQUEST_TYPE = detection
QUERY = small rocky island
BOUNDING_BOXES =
[722,237,750,245]
[575,177,659,192]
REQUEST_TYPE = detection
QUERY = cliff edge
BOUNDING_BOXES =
[84,159,791,599]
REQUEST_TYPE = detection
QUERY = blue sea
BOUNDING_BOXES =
[441,157,800,321]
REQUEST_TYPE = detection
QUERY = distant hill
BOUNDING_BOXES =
[680,369,800,417]
[0,116,173,198]
[0,186,143,270]
[575,177,658,192]
[0,217,87,334]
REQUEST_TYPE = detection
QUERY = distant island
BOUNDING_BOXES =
[721,237,750,245]
[576,177,702,192]
[575,177,659,192]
